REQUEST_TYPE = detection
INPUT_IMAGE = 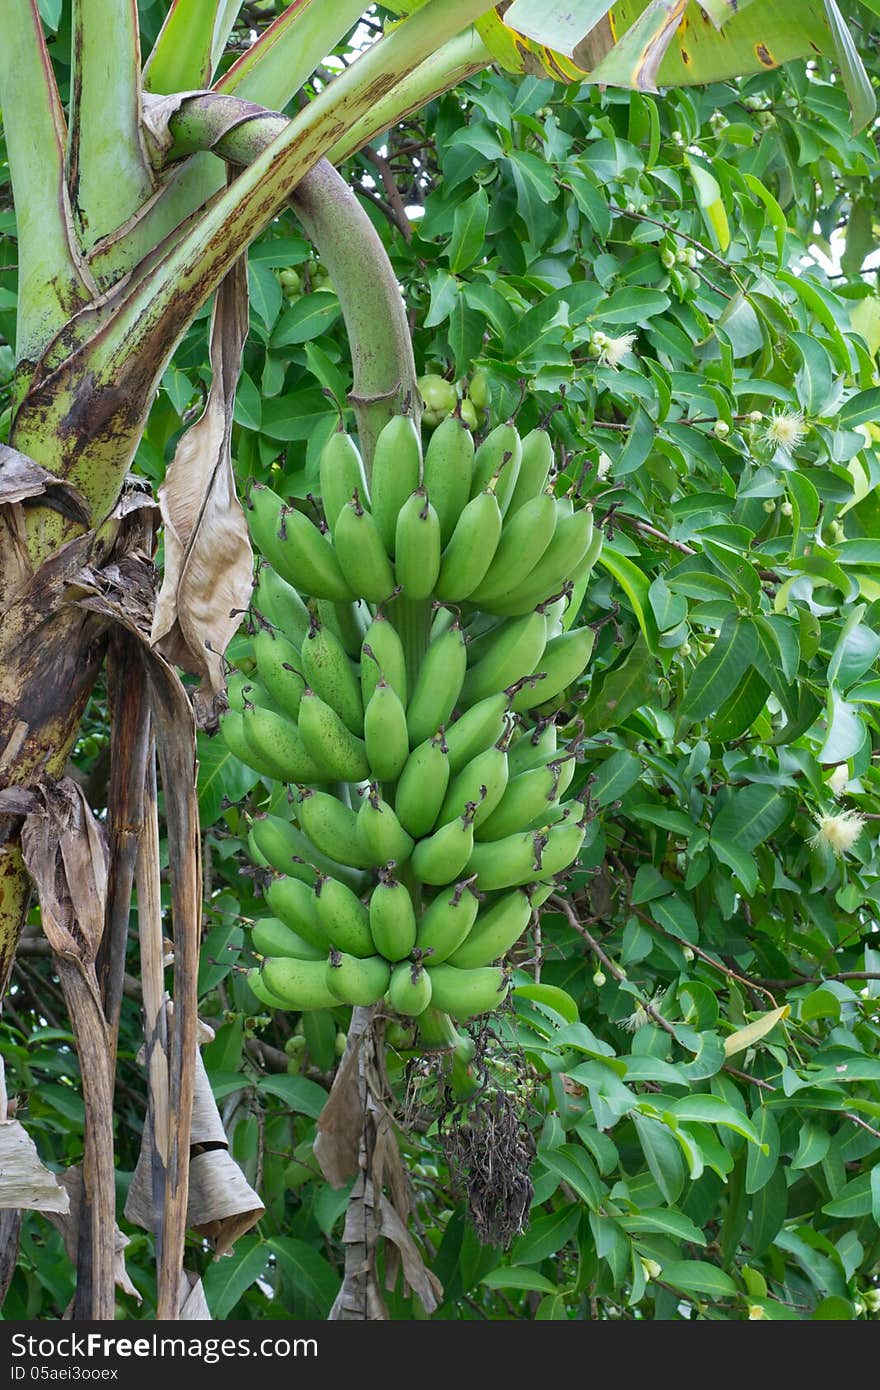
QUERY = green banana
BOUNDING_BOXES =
[364,678,410,782]
[507,719,558,777]
[530,881,557,909]
[424,963,509,1018]
[405,622,468,748]
[261,956,340,1011]
[434,488,503,601]
[333,490,397,602]
[252,816,367,893]
[241,703,330,784]
[325,950,391,1007]
[430,605,456,643]
[251,917,326,961]
[298,688,370,782]
[266,874,327,948]
[388,961,433,1017]
[437,738,509,829]
[506,427,554,516]
[415,877,480,964]
[461,610,547,707]
[317,598,370,660]
[395,488,441,599]
[444,692,512,775]
[369,869,418,961]
[252,564,310,646]
[466,814,586,890]
[300,612,364,735]
[489,507,595,615]
[320,428,369,534]
[468,491,558,607]
[247,965,300,1011]
[394,732,450,838]
[226,670,257,712]
[447,887,534,969]
[253,630,305,721]
[423,414,474,545]
[477,756,576,841]
[357,785,414,866]
[218,710,276,779]
[511,626,596,714]
[470,422,523,513]
[361,617,408,708]
[314,874,375,956]
[411,806,477,886]
[296,788,375,870]
[247,483,354,601]
[370,414,422,555]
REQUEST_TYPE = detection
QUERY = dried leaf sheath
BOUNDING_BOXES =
[151,255,253,728]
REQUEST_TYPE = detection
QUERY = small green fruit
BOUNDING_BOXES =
[460,397,479,430]
[418,374,457,417]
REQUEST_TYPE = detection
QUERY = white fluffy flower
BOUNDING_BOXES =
[764,409,807,454]
[597,331,637,371]
[827,764,849,797]
[809,809,865,857]
[617,988,666,1033]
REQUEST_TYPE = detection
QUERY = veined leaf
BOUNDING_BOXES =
[686,155,730,252]
[595,547,661,654]
[677,615,758,729]
[723,1006,790,1059]
[658,1259,738,1299]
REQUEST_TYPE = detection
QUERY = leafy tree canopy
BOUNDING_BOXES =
[3,1,880,1321]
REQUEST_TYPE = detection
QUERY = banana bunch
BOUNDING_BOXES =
[223,411,600,1041]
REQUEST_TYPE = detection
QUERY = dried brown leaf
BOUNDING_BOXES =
[0,1122,70,1213]
[314,1010,371,1188]
[151,257,253,727]
[19,779,108,964]
[126,1020,263,1257]
[46,1168,141,1303]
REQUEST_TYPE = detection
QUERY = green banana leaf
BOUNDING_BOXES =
[496,0,875,129]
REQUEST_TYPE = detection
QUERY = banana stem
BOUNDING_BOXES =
[289,163,418,475]
[392,598,432,690]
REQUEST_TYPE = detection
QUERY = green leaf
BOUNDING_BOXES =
[745,1106,780,1194]
[271,294,341,348]
[539,1145,602,1207]
[595,547,661,654]
[666,1095,764,1148]
[632,1112,685,1205]
[449,187,489,274]
[822,0,876,133]
[711,785,790,857]
[659,1260,738,1299]
[723,1005,790,1059]
[822,1170,878,1219]
[686,155,730,252]
[481,1267,559,1294]
[514,982,579,1024]
[197,732,260,828]
[818,689,866,765]
[511,1205,581,1265]
[203,1237,268,1319]
[596,286,670,326]
[260,389,338,442]
[618,1208,707,1245]
[248,262,283,333]
[590,749,642,807]
[267,1237,338,1317]
[580,636,655,735]
[677,616,758,729]
[257,1074,329,1118]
